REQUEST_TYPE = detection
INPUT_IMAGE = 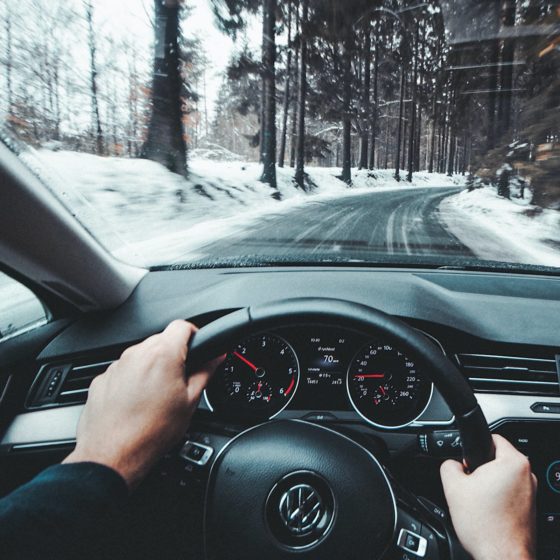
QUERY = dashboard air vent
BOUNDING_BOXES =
[456,353,560,396]
[28,360,113,408]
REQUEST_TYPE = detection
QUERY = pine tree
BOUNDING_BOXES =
[142,0,188,177]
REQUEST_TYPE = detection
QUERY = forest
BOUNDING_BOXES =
[1,0,559,209]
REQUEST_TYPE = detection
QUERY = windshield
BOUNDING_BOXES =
[1,0,559,271]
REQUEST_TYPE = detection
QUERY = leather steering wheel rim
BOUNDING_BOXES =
[187,297,495,471]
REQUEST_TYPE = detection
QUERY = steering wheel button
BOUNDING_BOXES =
[420,525,440,559]
[418,497,447,522]
[180,441,213,466]
[397,509,423,534]
[397,529,427,557]
[189,446,204,460]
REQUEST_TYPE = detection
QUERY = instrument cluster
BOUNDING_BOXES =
[205,326,436,429]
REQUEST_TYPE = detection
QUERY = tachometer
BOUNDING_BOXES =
[347,342,432,428]
[206,333,299,419]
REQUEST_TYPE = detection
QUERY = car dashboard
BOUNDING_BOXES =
[0,266,560,558]
[203,325,448,429]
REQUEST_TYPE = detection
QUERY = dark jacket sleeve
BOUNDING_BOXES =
[0,462,128,560]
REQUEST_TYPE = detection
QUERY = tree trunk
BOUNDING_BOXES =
[497,0,516,140]
[402,111,408,171]
[358,29,371,170]
[446,135,455,177]
[4,5,13,114]
[278,2,292,168]
[142,0,187,176]
[383,109,390,169]
[415,105,422,171]
[369,37,379,170]
[259,10,267,164]
[447,90,456,177]
[260,0,278,189]
[294,0,308,189]
[486,0,500,151]
[437,109,444,173]
[340,35,352,185]
[415,61,423,170]
[394,66,405,181]
[85,0,104,156]
[428,86,437,173]
[407,25,419,183]
[440,86,449,173]
[53,65,61,141]
[289,2,300,168]
[128,49,139,157]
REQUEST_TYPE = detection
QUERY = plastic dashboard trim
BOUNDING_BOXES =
[4,393,560,452]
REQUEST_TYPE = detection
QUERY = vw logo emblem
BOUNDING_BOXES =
[278,483,324,535]
[266,471,335,549]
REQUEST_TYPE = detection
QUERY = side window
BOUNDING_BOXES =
[0,271,48,341]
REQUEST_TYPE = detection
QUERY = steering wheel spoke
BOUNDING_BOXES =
[385,493,465,559]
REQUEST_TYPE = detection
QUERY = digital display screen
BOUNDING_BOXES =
[494,421,560,556]
[305,335,345,380]
[277,327,360,411]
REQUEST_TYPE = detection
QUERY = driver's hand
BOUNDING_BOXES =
[440,434,537,560]
[64,320,223,488]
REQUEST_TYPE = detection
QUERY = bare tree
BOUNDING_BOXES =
[84,0,104,155]
[294,0,308,189]
[278,1,293,168]
[2,2,14,116]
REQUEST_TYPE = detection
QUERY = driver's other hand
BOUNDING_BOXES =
[440,434,537,560]
[64,320,223,489]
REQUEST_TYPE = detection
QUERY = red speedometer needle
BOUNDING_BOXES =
[233,351,258,372]
[355,374,385,378]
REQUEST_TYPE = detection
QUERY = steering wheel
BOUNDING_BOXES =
[186,298,494,560]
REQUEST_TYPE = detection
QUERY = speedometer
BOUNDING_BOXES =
[346,342,432,428]
[205,333,300,420]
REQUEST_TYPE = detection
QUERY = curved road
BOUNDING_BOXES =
[190,187,472,261]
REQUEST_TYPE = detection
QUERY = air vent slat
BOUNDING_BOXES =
[28,360,114,408]
[456,352,560,396]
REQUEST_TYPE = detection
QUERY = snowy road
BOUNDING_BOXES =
[186,187,471,261]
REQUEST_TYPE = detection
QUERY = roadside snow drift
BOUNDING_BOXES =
[27,150,464,266]
[440,187,560,268]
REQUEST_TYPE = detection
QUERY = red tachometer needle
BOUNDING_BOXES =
[284,377,296,396]
[233,351,258,372]
[355,374,385,379]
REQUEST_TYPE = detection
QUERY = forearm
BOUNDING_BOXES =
[464,540,535,560]
[0,462,128,560]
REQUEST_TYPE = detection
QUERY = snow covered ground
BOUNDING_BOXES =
[24,149,464,266]
[16,148,560,270]
[0,272,48,339]
[440,187,560,268]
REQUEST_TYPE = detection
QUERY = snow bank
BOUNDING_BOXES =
[26,149,463,266]
[440,187,560,268]
[0,274,47,339]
